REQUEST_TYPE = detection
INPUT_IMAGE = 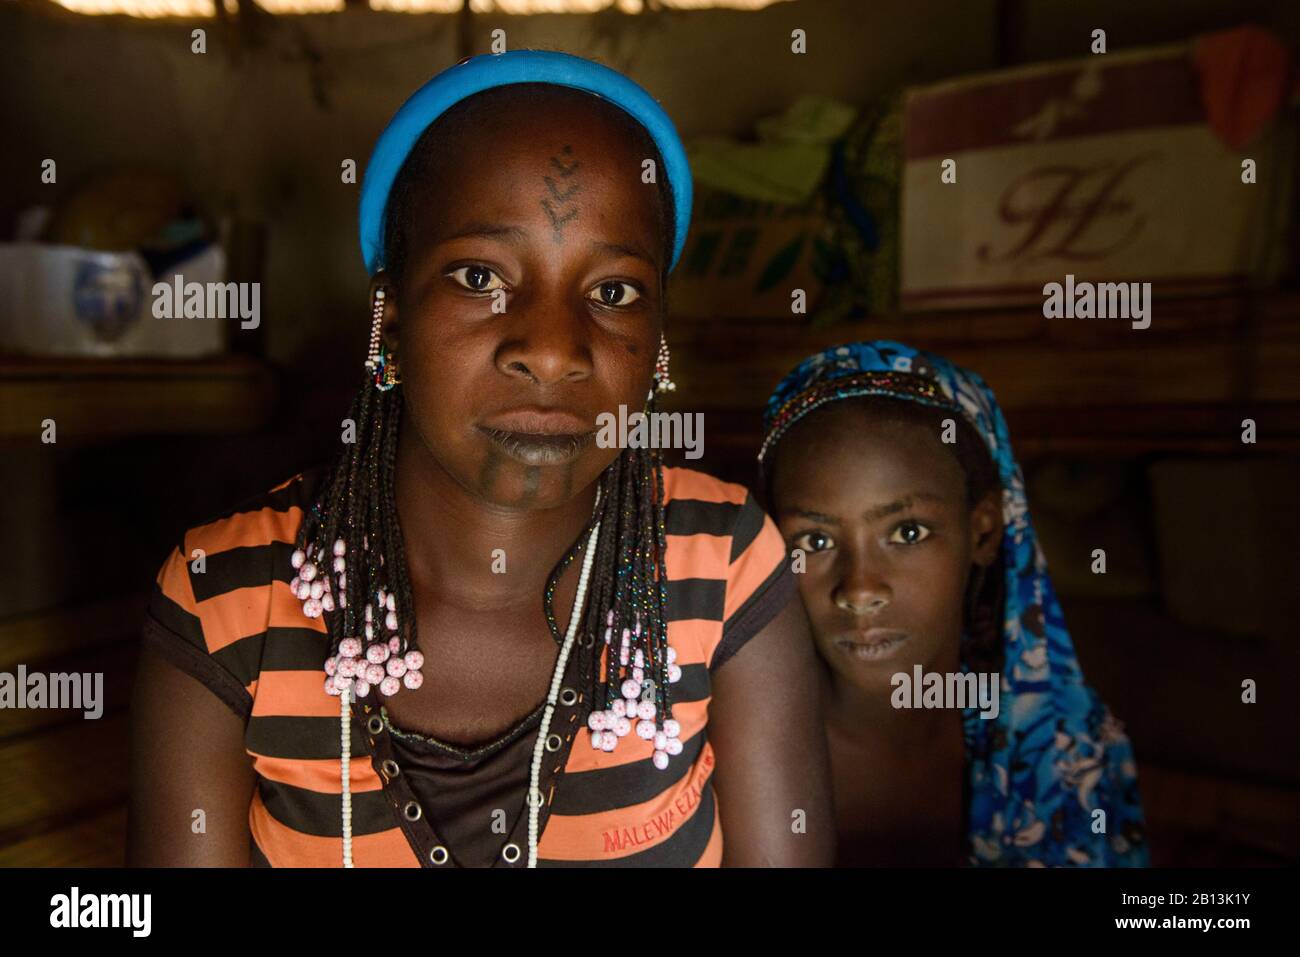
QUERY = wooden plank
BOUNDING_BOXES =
[667,324,1279,412]
[0,355,275,441]
[669,292,1300,389]
[1005,403,1300,455]
[0,355,269,379]
[0,595,147,673]
[0,639,137,742]
[1255,296,1300,402]
[658,405,1300,494]
[1139,763,1300,866]
[0,712,128,846]
[660,291,1300,454]
[0,804,125,868]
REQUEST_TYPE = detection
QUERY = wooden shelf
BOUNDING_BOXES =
[0,594,143,741]
[0,354,276,442]
[662,290,1300,458]
[1136,764,1300,866]
[0,594,147,674]
[0,596,141,861]
[0,804,126,868]
[0,712,129,852]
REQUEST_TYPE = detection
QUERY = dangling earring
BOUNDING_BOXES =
[364,287,400,391]
[651,334,675,396]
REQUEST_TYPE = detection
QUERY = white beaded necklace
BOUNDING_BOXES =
[340,518,602,869]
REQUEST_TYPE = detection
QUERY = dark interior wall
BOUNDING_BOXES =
[4,0,1295,368]
[1,0,1295,626]
[0,0,1003,620]
[3,0,1296,610]
[4,0,1296,377]
[0,0,1000,370]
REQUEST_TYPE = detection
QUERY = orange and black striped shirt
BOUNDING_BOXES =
[142,465,795,867]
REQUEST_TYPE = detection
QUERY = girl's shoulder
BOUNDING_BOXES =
[152,467,325,605]
[660,465,797,672]
[660,464,784,561]
[660,464,749,505]
[141,467,330,721]
[660,464,766,541]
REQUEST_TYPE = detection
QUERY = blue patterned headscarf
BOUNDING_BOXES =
[761,341,1149,867]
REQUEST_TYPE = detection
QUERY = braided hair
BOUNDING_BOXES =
[295,81,680,728]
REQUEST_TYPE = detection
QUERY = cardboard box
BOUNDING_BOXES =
[900,44,1296,310]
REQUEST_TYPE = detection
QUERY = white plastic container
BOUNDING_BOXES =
[0,241,226,358]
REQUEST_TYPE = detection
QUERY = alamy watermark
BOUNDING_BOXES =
[50,887,150,937]
[1042,273,1151,330]
[891,666,1000,720]
[152,275,260,329]
[0,665,103,719]
[596,404,703,460]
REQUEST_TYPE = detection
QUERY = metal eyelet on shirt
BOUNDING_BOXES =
[526,786,543,809]
[558,687,578,706]
[403,801,422,821]
[544,733,563,753]
[429,845,449,866]
[381,759,400,778]
[501,843,521,864]
[368,716,384,735]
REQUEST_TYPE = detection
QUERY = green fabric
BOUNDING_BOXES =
[686,96,858,204]
[813,94,903,325]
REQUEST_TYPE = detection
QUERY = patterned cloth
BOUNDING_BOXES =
[761,341,1149,867]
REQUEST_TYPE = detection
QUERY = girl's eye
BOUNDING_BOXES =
[889,521,932,545]
[447,265,506,293]
[792,530,835,554]
[588,280,641,308]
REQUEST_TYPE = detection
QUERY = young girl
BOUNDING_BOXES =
[759,341,1148,867]
[128,50,832,868]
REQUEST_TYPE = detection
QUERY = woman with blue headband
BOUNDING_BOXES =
[759,341,1149,866]
[129,51,833,868]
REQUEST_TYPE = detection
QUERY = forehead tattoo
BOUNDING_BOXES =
[540,144,582,244]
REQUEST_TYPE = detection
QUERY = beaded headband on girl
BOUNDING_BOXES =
[358,49,694,275]
[757,369,962,471]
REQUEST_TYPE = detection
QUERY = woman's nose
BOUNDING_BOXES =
[495,301,593,386]
[832,557,891,616]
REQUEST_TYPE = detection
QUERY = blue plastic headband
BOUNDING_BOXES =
[358,49,694,276]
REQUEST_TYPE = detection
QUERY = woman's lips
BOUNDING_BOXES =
[834,628,910,663]
[480,408,594,435]
[477,408,597,467]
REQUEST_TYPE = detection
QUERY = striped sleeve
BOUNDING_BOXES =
[710,492,797,672]
[141,540,262,722]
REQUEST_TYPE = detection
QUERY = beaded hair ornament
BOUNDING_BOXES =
[295,297,683,750]
[292,298,687,870]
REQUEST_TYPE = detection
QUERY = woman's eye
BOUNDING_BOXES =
[889,521,932,545]
[792,530,835,554]
[447,265,506,293]
[588,280,641,307]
